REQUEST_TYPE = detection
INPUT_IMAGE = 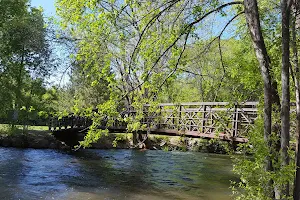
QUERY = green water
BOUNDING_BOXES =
[0,148,237,199]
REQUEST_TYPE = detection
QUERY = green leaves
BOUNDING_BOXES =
[55,0,254,148]
[0,0,55,124]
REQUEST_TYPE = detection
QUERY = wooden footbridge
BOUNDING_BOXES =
[49,102,258,143]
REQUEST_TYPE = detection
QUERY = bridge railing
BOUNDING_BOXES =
[139,102,258,140]
[48,102,258,142]
[48,115,93,130]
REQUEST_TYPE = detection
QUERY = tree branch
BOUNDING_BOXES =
[158,29,191,90]
[121,1,243,100]
[128,0,181,75]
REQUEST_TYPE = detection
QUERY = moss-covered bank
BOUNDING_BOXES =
[0,130,233,153]
[0,131,70,150]
[92,133,232,153]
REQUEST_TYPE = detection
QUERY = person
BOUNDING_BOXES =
[139,142,147,151]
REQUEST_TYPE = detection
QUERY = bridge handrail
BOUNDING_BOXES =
[48,102,262,142]
[143,101,259,107]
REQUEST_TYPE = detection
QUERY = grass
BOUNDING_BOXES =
[0,124,10,134]
[0,124,49,135]
[26,125,49,131]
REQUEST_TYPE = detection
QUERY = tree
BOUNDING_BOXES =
[56,0,299,198]
[291,0,300,199]
[0,0,55,128]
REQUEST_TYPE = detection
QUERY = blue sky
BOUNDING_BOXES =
[31,0,56,17]
[31,0,70,86]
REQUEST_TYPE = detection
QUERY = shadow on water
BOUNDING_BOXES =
[0,148,238,200]
[64,149,174,199]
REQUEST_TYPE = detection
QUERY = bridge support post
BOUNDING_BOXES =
[232,103,240,138]
[133,132,138,146]
[48,117,52,131]
[202,105,207,133]
[70,116,74,128]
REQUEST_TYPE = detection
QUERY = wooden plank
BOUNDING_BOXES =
[237,108,258,112]
[144,102,259,107]
[87,126,249,142]
[240,102,259,106]
[159,102,231,106]
[140,128,248,143]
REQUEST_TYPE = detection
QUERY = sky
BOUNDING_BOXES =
[30,0,71,86]
[31,0,56,17]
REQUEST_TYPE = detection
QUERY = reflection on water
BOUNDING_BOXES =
[0,148,237,200]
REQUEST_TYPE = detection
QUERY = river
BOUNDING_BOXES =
[0,148,237,200]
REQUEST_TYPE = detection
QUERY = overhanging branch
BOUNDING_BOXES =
[121,1,244,100]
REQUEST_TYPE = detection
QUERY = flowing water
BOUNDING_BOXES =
[0,148,237,200]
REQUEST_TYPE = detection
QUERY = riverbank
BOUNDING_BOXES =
[0,129,232,153]
[0,130,70,149]
[92,133,231,153]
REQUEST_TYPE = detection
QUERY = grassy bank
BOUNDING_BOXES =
[0,124,49,135]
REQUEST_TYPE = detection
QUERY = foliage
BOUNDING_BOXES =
[0,0,56,127]
[232,116,295,200]
[55,0,259,135]
[51,0,300,199]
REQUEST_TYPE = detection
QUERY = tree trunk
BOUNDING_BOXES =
[281,0,291,197]
[243,0,274,197]
[14,47,25,127]
[293,1,300,199]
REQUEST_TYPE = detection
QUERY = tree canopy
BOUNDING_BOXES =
[54,0,300,199]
